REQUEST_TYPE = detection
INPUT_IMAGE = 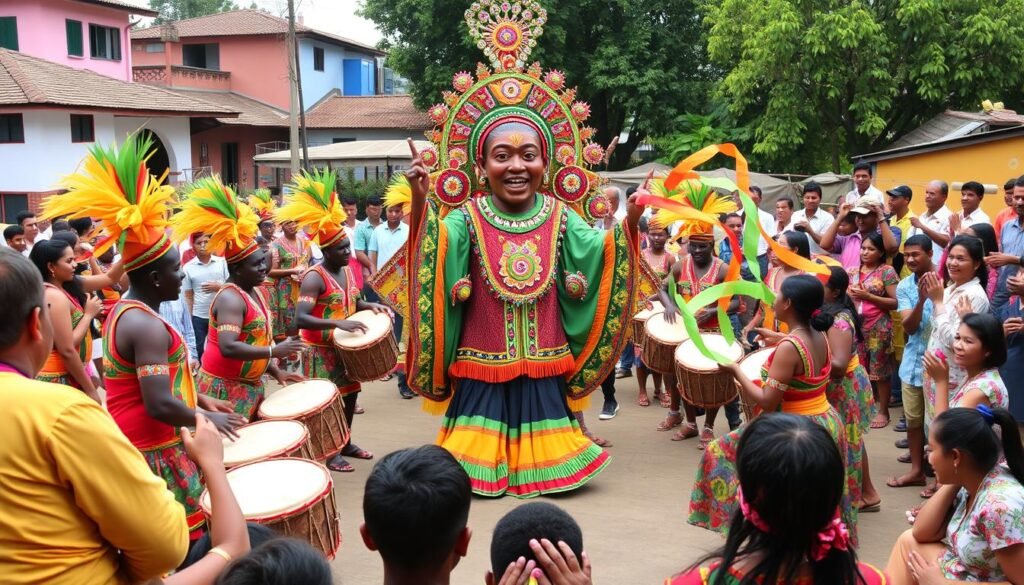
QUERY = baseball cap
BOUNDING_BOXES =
[850,194,884,215]
[886,185,913,201]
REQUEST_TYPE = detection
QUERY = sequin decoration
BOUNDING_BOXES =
[554,165,589,203]
[435,168,471,206]
[450,275,473,305]
[498,237,543,290]
[544,69,565,90]
[582,142,605,166]
[453,71,474,92]
[428,103,450,125]
[589,194,610,218]
[421,146,439,169]
[564,271,588,300]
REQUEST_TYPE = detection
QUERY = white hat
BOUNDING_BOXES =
[850,194,884,215]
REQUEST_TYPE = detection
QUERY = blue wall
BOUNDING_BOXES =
[298,39,377,105]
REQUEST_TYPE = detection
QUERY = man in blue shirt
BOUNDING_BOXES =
[988,176,1024,313]
[888,234,935,489]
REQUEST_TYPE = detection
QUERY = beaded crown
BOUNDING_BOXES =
[423,0,611,221]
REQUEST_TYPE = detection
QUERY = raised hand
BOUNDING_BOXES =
[405,138,430,202]
[271,337,305,359]
[180,413,225,470]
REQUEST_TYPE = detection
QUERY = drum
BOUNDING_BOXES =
[631,300,664,350]
[642,312,689,374]
[257,380,349,461]
[737,347,774,421]
[674,335,744,408]
[200,458,341,559]
[222,420,313,469]
[333,310,398,382]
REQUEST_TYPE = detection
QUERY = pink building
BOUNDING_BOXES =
[0,0,157,81]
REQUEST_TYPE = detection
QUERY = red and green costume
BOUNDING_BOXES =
[300,264,361,396]
[37,283,93,389]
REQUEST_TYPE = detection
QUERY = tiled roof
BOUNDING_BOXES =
[890,109,1024,149]
[305,93,429,130]
[167,89,288,126]
[130,9,383,54]
[0,49,236,117]
[74,0,159,16]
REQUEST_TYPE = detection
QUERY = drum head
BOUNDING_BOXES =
[675,335,744,372]
[222,420,309,467]
[644,312,689,345]
[333,310,392,348]
[201,458,332,520]
[257,379,336,419]
[634,300,665,322]
[739,347,774,381]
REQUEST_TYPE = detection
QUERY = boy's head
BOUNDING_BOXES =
[4,225,26,252]
[486,503,584,584]
[361,445,472,574]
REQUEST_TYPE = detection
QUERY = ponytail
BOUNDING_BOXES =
[934,407,1024,485]
[993,408,1024,486]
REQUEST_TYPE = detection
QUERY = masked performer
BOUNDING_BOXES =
[398,0,643,498]
[41,135,245,541]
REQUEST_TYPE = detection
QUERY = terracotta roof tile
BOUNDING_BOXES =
[74,0,159,17]
[130,9,383,54]
[167,89,288,126]
[304,94,429,130]
[0,49,236,117]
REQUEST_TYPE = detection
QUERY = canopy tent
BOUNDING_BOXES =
[253,140,433,174]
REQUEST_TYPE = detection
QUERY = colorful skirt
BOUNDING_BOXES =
[857,316,895,381]
[438,376,610,498]
[302,345,360,395]
[36,371,79,389]
[270,278,299,341]
[196,369,264,421]
[826,361,874,509]
[687,406,857,546]
[141,439,206,540]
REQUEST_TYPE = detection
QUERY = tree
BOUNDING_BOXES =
[149,0,240,23]
[359,0,714,169]
[703,0,1024,173]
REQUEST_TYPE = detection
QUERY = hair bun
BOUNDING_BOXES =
[810,309,835,332]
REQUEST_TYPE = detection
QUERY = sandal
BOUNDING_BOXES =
[920,483,939,499]
[886,475,926,488]
[354,404,365,415]
[586,432,613,448]
[870,414,890,429]
[637,391,651,407]
[698,425,715,450]
[657,412,683,431]
[341,444,374,460]
[859,500,882,513]
[658,391,671,409]
[326,455,354,473]
[671,422,699,441]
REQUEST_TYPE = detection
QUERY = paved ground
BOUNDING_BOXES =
[281,378,918,584]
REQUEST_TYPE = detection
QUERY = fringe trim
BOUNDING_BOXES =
[448,354,576,384]
[421,395,452,416]
[565,394,590,412]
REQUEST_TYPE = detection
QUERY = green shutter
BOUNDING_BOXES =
[0,17,17,51]
[66,20,82,56]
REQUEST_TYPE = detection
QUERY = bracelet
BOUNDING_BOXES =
[268,345,273,359]
[136,364,169,378]
[207,547,232,562]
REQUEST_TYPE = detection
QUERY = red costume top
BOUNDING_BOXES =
[200,283,272,383]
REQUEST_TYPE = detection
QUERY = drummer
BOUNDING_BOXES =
[639,224,676,408]
[172,178,306,421]
[654,184,739,449]
[278,169,391,473]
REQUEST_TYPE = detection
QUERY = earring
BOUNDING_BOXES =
[480,174,487,185]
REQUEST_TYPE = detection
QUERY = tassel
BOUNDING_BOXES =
[421,396,452,416]
[566,394,591,412]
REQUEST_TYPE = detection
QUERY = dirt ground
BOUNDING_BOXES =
[272,378,918,584]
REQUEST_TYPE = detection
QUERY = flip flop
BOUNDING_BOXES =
[586,433,613,448]
[886,476,927,488]
[341,444,374,460]
[637,392,651,407]
[326,456,354,473]
[859,501,881,513]
[870,416,890,429]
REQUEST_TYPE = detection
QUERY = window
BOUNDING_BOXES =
[0,194,28,224]
[66,19,83,57]
[89,24,120,60]
[313,46,325,72]
[70,114,94,143]
[0,17,17,51]
[182,43,220,70]
[0,114,24,143]
[145,42,165,53]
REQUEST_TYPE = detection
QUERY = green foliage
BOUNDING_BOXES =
[149,0,240,23]
[338,169,388,220]
[652,112,752,167]
[359,0,714,169]
[703,0,1024,172]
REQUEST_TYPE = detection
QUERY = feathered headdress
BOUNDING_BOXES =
[171,176,261,264]
[383,174,412,214]
[276,168,347,247]
[40,133,176,271]
[648,178,737,241]
[247,188,277,222]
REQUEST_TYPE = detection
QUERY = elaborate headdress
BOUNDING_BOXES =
[39,133,176,272]
[383,174,413,214]
[247,188,277,223]
[276,168,348,247]
[420,0,612,220]
[648,178,737,242]
[171,176,260,264]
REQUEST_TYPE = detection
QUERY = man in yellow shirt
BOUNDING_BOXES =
[0,248,188,584]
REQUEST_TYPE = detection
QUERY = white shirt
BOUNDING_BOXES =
[741,207,776,255]
[784,208,835,256]
[959,208,992,229]
[844,185,886,206]
[914,206,953,258]
[181,255,229,318]
[370,222,410,269]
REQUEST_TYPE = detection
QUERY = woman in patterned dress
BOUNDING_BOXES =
[640,224,676,408]
[689,274,857,545]
[268,220,310,342]
[924,313,1010,415]
[848,231,899,429]
[822,265,879,514]
[887,406,1024,584]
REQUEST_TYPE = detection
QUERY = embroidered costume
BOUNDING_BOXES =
[270,235,310,340]
[37,283,93,388]
[300,264,361,396]
[398,0,641,498]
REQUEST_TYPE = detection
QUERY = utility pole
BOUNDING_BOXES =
[287,0,299,175]
[293,20,310,170]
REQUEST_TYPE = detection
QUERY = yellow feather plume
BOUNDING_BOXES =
[247,188,277,220]
[383,174,412,213]
[648,177,737,240]
[40,133,175,258]
[170,176,259,257]
[276,168,347,245]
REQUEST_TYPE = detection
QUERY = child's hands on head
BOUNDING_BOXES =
[496,539,592,585]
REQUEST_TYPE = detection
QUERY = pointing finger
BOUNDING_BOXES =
[407,137,419,159]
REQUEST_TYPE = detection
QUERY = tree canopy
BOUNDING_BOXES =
[359,0,714,169]
[149,0,242,23]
